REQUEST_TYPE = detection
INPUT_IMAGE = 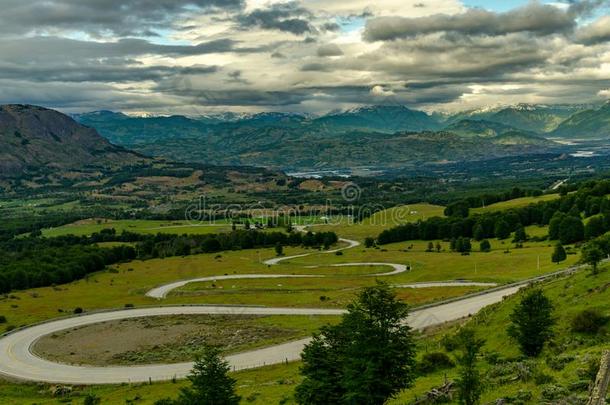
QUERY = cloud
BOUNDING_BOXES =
[0,0,608,114]
[237,2,314,35]
[577,15,610,44]
[599,89,610,98]
[0,0,245,38]
[363,2,576,41]
[0,36,260,65]
[370,85,395,97]
[317,43,343,57]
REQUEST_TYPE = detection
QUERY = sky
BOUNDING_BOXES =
[0,0,609,115]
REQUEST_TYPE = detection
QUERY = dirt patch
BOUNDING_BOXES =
[32,315,298,366]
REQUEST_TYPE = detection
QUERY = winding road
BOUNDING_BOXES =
[0,231,578,385]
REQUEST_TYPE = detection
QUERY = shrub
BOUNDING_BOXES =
[571,309,607,333]
[480,240,491,253]
[417,352,454,374]
[73,307,83,314]
[541,384,569,401]
[0,315,6,324]
[546,355,575,371]
[83,393,101,405]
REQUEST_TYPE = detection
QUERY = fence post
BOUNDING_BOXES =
[588,350,610,405]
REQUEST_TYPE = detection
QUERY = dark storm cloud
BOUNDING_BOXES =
[154,84,311,106]
[363,2,576,41]
[0,0,245,37]
[0,36,263,65]
[237,2,314,35]
[0,62,218,83]
[349,33,549,81]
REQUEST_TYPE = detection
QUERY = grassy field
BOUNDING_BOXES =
[0,213,587,405]
[471,193,560,214]
[33,314,338,366]
[40,218,233,237]
[5,264,603,405]
[0,232,577,330]
[310,203,445,241]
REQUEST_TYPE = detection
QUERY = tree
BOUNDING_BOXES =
[581,243,604,274]
[296,282,416,405]
[364,237,375,248]
[426,241,434,252]
[275,243,284,257]
[558,216,585,245]
[479,240,491,253]
[512,226,527,243]
[508,289,554,357]
[436,242,442,252]
[494,219,511,240]
[445,201,470,218]
[551,243,566,263]
[473,223,485,241]
[170,346,241,405]
[455,329,485,405]
[455,237,471,254]
[585,216,605,239]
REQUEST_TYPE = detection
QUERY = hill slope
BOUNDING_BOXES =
[551,102,610,139]
[0,105,143,177]
[447,104,591,133]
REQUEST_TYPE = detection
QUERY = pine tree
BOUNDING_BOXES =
[296,282,416,405]
[175,346,240,405]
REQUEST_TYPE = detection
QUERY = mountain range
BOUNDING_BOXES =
[2,102,609,179]
[73,102,610,170]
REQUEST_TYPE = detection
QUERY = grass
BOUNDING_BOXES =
[0,362,305,404]
[8,262,603,405]
[471,194,560,214]
[390,264,610,404]
[310,203,445,241]
[0,216,587,404]
[32,314,338,366]
[0,236,578,329]
[40,218,232,237]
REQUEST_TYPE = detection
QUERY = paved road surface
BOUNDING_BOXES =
[0,228,585,385]
[0,285,521,384]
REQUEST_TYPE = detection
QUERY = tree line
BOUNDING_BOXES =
[0,229,338,294]
[377,179,610,245]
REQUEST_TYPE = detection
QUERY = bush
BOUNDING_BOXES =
[541,384,569,401]
[546,355,574,371]
[0,315,6,324]
[417,352,454,374]
[571,309,607,334]
[73,307,83,314]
